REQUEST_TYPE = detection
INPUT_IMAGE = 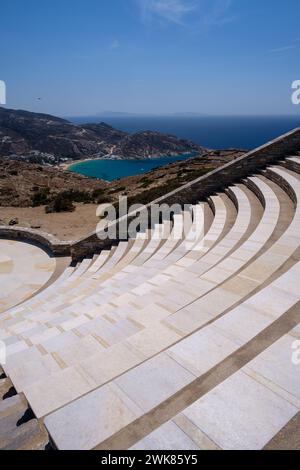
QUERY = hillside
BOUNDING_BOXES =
[112,131,201,159]
[0,156,107,207]
[0,107,204,164]
[0,149,245,239]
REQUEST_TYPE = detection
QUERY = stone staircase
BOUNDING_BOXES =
[0,145,300,450]
[0,365,50,450]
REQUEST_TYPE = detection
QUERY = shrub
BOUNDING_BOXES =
[31,188,51,207]
[94,194,113,205]
[109,186,126,194]
[45,192,75,213]
[61,190,92,203]
[140,177,152,188]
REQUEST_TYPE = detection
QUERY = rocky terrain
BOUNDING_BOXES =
[111,131,200,159]
[0,107,204,164]
[0,156,107,207]
[0,149,244,208]
[0,149,245,239]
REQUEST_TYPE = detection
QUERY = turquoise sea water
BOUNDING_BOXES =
[69,153,198,181]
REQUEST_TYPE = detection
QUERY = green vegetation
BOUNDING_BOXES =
[45,192,76,213]
[29,164,215,214]
[139,177,152,188]
[115,165,215,212]
[31,188,51,207]
[61,190,91,204]
[31,187,113,213]
[91,189,112,204]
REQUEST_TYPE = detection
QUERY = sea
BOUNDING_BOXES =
[69,153,198,182]
[68,115,300,181]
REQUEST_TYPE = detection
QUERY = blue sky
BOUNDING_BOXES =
[0,0,300,116]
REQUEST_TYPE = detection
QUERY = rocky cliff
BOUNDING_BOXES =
[0,107,204,164]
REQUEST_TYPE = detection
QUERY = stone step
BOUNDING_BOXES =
[70,195,232,309]
[0,391,50,450]
[264,411,300,450]
[2,149,300,450]
[2,166,294,406]
[39,166,300,448]
[282,156,300,174]
[0,378,14,400]
[43,261,300,449]
[0,418,49,450]
[0,395,28,422]
[132,323,300,450]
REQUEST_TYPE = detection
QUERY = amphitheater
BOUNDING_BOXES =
[0,129,300,450]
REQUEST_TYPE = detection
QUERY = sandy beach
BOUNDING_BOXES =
[59,158,95,171]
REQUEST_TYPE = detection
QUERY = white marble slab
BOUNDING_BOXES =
[116,353,195,412]
[44,382,143,449]
[182,370,298,450]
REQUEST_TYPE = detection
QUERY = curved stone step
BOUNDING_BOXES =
[264,411,300,450]
[0,418,49,450]
[0,240,56,313]
[7,202,212,321]
[36,168,300,447]
[283,156,300,174]
[0,174,274,414]
[43,262,300,450]
[132,322,300,450]
[70,195,232,310]
[0,171,281,396]
[2,164,299,448]
[0,378,14,400]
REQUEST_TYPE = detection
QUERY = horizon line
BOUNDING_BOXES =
[1,106,300,119]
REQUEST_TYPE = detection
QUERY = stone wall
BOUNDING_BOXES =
[0,225,71,257]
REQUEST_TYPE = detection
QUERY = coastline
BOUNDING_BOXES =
[60,151,200,172]
[60,158,101,171]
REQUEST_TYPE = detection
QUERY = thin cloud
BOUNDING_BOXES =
[270,43,298,54]
[136,0,237,29]
[138,0,197,25]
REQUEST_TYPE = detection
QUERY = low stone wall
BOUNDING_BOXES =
[1,127,300,260]
[0,226,71,257]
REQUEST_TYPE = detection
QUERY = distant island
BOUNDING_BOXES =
[0,107,204,166]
